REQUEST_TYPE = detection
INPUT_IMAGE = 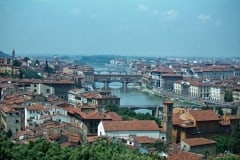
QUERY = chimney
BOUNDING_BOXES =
[162,100,173,145]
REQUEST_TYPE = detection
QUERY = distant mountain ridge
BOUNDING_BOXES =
[0,51,10,58]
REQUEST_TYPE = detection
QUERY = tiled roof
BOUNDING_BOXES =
[133,136,158,144]
[168,151,204,160]
[172,113,195,128]
[65,106,122,120]
[86,136,101,143]
[83,111,122,120]
[102,120,160,131]
[152,67,174,73]
[182,137,216,147]
[189,110,220,121]
[201,65,234,72]
[0,106,13,113]
[27,104,44,111]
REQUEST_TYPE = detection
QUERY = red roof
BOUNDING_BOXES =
[182,137,216,147]
[133,136,158,144]
[0,106,13,113]
[189,110,220,121]
[172,113,195,128]
[169,151,204,160]
[27,104,44,111]
[102,120,160,131]
[84,111,122,120]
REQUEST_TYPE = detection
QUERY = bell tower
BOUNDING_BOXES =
[12,49,15,60]
[162,100,173,144]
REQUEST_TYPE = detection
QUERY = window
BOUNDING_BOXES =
[34,89,37,93]
[46,89,50,93]
[34,84,37,87]
[16,120,19,123]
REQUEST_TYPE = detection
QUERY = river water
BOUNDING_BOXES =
[92,65,166,113]
[94,82,165,113]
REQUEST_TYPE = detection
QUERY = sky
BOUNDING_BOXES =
[0,0,240,57]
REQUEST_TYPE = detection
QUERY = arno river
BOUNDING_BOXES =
[94,82,165,113]
[92,65,167,113]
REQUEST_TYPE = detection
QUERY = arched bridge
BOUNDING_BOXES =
[120,105,163,118]
[94,74,142,88]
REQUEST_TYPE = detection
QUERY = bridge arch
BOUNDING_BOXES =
[94,74,142,88]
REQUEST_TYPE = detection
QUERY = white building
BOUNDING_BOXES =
[68,88,86,106]
[209,85,224,102]
[98,120,164,140]
[24,103,69,127]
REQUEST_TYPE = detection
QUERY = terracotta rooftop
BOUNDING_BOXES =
[182,137,216,147]
[86,136,101,143]
[84,111,122,120]
[189,110,220,121]
[168,151,204,160]
[65,106,122,120]
[27,104,44,111]
[0,106,13,113]
[172,113,195,128]
[152,67,174,73]
[102,120,160,131]
[133,136,158,144]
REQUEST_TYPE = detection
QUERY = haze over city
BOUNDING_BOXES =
[0,0,240,57]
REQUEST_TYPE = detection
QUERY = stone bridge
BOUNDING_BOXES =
[94,74,142,88]
[120,105,163,118]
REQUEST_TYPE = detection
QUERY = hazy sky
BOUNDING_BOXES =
[0,0,240,57]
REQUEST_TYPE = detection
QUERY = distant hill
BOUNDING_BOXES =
[0,51,10,58]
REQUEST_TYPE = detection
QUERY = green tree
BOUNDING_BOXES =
[224,90,233,102]
[44,60,55,73]
[13,59,22,66]
[0,133,14,160]
[34,59,40,66]
[217,108,224,116]
[23,57,30,62]
[44,60,49,72]
[106,105,119,113]
[228,124,240,154]
[1,135,164,160]
[24,69,42,79]
[211,135,229,154]
[6,128,12,138]
[220,154,240,160]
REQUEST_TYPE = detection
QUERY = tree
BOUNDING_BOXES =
[23,69,42,79]
[224,90,233,102]
[44,60,55,73]
[106,105,119,113]
[44,60,49,72]
[1,135,164,160]
[34,59,40,66]
[6,128,12,138]
[13,59,21,66]
[0,133,14,160]
[23,57,30,62]
[228,124,240,154]
[211,135,229,154]
[217,108,224,116]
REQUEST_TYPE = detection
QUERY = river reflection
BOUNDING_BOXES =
[94,82,164,106]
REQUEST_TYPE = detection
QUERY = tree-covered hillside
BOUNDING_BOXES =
[0,133,163,160]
